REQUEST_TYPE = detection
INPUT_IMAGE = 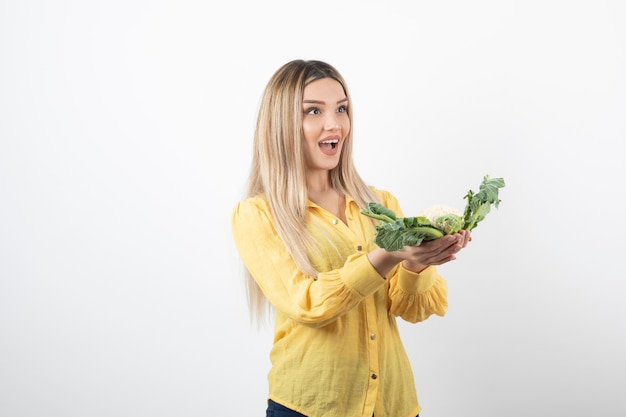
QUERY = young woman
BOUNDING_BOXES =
[231,59,470,417]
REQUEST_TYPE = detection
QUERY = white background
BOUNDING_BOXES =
[1,1,625,416]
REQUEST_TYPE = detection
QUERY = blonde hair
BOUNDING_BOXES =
[243,59,379,321]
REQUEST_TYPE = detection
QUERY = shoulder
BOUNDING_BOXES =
[233,194,268,210]
[231,194,271,224]
[367,186,403,216]
[367,186,399,206]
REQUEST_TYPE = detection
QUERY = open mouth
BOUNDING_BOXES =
[319,139,339,150]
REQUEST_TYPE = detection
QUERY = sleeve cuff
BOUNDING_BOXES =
[339,252,387,297]
[396,264,439,294]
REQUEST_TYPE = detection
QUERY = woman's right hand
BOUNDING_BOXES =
[367,230,470,276]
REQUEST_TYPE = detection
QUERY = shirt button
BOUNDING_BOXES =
[371,373,378,379]
[357,245,363,251]
[332,219,338,225]
[370,333,376,340]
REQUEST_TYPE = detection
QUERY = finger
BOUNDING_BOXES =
[424,240,462,264]
[459,230,471,247]
[427,252,457,266]
[431,235,460,251]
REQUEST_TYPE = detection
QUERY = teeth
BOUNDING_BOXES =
[320,139,338,144]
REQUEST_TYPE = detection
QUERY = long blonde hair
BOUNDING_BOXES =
[243,59,379,321]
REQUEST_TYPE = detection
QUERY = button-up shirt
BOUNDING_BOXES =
[231,188,448,417]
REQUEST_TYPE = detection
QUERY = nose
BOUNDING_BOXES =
[324,114,341,131]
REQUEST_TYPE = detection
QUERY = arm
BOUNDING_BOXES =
[366,232,469,323]
[366,189,472,322]
[231,197,387,328]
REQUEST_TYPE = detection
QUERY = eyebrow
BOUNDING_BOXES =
[302,98,348,105]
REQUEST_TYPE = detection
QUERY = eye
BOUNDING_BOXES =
[337,105,348,113]
[305,107,321,115]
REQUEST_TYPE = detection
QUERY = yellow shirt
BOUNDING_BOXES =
[231,188,448,417]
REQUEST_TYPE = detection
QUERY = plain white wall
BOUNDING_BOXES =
[1,1,625,416]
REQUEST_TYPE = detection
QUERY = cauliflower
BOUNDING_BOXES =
[361,175,505,251]
[416,204,464,235]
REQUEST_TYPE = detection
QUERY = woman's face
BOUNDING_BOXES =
[301,77,350,173]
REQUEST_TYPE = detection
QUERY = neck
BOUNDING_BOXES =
[307,184,346,224]
[306,170,332,194]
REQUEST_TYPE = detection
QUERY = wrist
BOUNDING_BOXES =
[402,260,428,274]
[368,248,402,278]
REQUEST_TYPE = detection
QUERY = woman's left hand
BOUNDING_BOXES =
[399,229,471,272]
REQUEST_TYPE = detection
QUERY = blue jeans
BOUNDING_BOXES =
[266,400,418,417]
[266,400,306,417]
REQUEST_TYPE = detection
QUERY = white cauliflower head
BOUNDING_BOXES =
[417,204,464,235]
